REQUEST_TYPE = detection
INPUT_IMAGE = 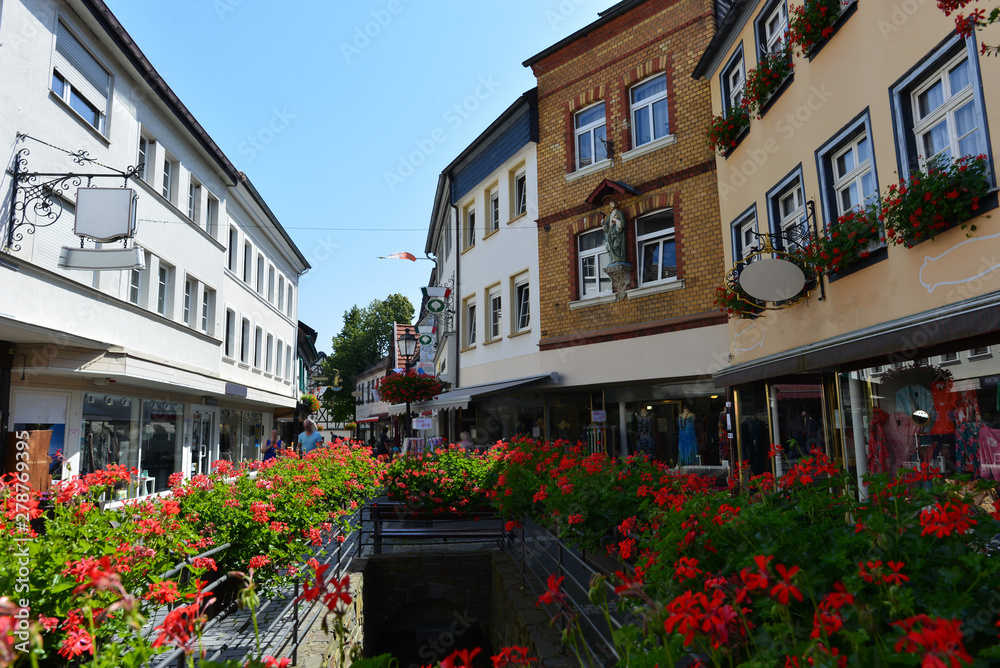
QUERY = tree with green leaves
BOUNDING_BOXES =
[321,293,414,422]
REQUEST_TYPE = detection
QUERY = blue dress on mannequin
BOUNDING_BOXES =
[678,409,698,466]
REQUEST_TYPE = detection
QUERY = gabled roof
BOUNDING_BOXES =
[692,0,753,79]
[523,0,648,68]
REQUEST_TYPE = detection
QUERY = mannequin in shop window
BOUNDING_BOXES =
[636,408,655,457]
[678,405,698,466]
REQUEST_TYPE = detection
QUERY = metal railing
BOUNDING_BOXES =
[502,518,638,667]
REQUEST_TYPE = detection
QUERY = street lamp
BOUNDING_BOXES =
[398,330,418,438]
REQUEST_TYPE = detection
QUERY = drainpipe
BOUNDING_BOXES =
[451,200,460,392]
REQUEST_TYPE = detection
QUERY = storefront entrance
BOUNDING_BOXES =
[191,406,219,476]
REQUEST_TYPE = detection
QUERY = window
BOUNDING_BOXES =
[286,285,293,317]
[636,210,677,285]
[243,242,252,283]
[240,318,251,364]
[578,229,611,297]
[969,346,991,357]
[228,227,239,272]
[156,263,172,316]
[268,265,275,303]
[514,279,530,333]
[443,221,453,258]
[757,0,788,55]
[631,74,670,147]
[138,136,152,182]
[891,38,989,179]
[128,267,142,305]
[52,21,110,134]
[278,276,285,311]
[224,309,236,358]
[575,102,607,170]
[201,288,214,334]
[266,334,274,372]
[256,253,265,293]
[721,46,746,113]
[767,170,808,248]
[489,186,500,234]
[161,156,177,202]
[183,279,193,326]
[285,346,293,381]
[912,52,980,166]
[254,326,263,368]
[188,180,201,222]
[464,297,477,348]
[487,287,501,341]
[831,132,878,216]
[731,207,760,264]
[276,339,284,377]
[205,196,220,237]
[514,170,527,217]
[941,351,959,363]
[464,204,476,250]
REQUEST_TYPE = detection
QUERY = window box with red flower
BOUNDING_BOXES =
[713,282,765,318]
[743,44,794,118]
[707,104,751,156]
[798,203,885,276]
[788,0,858,59]
[881,154,991,248]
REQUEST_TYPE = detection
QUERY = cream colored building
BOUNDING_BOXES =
[695,0,1000,493]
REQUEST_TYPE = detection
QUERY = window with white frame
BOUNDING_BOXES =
[243,242,252,283]
[278,276,285,311]
[224,309,236,358]
[286,285,293,317]
[941,351,959,363]
[891,39,990,179]
[489,186,500,234]
[183,279,193,326]
[514,278,530,333]
[256,253,265,294]
[52,21,110,134]
[969,346,991,357]
[578,228,611,297]
[201,288,214,334]
[732,209,760,263]
[464,297,477,348]
[831,132,878,215]
[575,102,607,170]
[240,318,251,364]
[464,204,476,250]
[228,227,239,272]
[254,326,263,368]
[443,222,453,258]
[188,180,201,222]
[161,156,177,202]
[767,173,808,247]
[487,287,501,341]
[206,195,220,237]
[636,210,677,285]
[912,52,980,166]
[138,135,153,182]
[276,338,284,377]
[757,0,788,55]
[631,74,670,147]
[268,265,275,303]
[156,263,173,317]
[266,334,274,372]
[285,345,292,381]
[128,267,142,306]
[722,47,746,113]
[514,170,527,217]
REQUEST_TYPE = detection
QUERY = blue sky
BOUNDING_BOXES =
[103,0,607,352]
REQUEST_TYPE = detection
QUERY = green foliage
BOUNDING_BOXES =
[384,445,500,514]
[324,294,415,421]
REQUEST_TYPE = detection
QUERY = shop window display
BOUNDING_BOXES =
[141,401,184,494]
[623,397,724,467]
[737,384,770,475]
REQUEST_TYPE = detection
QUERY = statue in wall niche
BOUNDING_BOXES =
[603,201,627,264]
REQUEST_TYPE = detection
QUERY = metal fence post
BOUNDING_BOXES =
[520,522,525,587]
[292,578,299,666]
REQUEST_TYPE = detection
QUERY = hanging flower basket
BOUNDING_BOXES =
[377,371,444,405]
[788,0,850,56]
[707,105,751,156]
[300,394,320,414]
[881,154,990,248]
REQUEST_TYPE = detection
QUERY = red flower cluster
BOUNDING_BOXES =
[919,500,978,538]
[788,0,847,56]
[892,615,972,667]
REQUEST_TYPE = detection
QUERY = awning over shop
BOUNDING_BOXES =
[388,372,559,414]
[356,417,383,424]
[714,292,1000,387]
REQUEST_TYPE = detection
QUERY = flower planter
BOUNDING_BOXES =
[789,0,858,58]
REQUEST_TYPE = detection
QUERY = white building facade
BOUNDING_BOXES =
[0,0,309,494]
[420,91,551,443]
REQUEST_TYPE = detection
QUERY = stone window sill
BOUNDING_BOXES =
[565,159,612,183]
[621,135,677,163]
